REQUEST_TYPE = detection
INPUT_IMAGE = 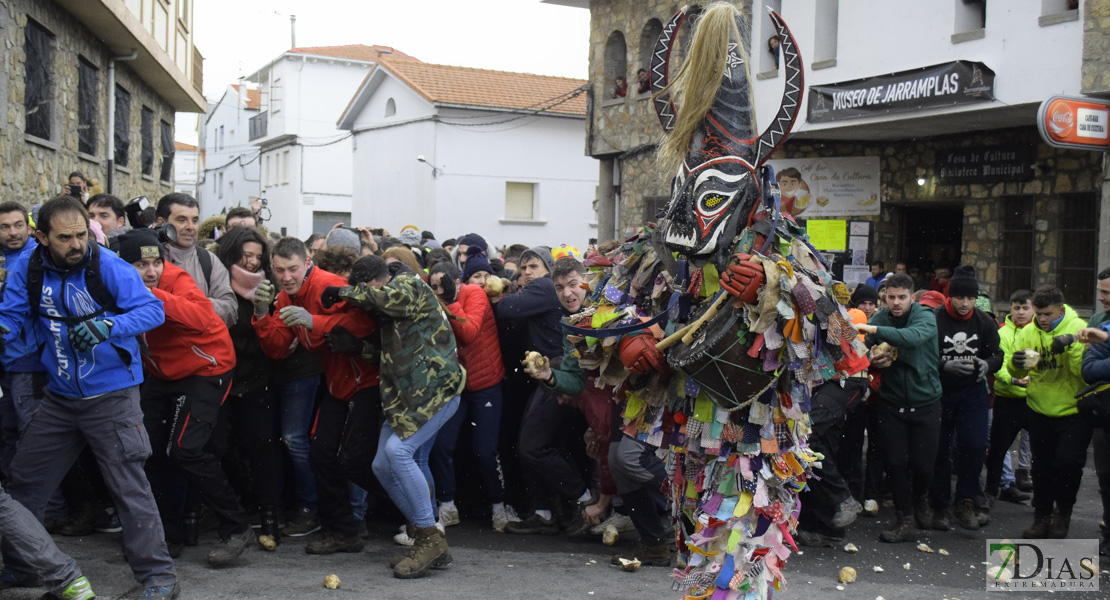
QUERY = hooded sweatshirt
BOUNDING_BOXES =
[994,314,1030,400]
[1011,304,1085,417]
[934,302,1002,392]
[0,238,44,373]
[865,302,942,408]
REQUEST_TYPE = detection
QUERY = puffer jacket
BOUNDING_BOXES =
[447,284,504,392]
[143,262,236,381]
[1011,304,1085,417]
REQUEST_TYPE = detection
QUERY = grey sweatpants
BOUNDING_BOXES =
[0,480,81,593]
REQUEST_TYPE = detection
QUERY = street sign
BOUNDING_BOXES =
[1037,95,1110,151]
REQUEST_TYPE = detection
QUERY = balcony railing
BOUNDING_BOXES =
[249,111,268,141]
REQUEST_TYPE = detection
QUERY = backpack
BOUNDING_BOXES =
[195,244,213,290]
[27,242,120,326]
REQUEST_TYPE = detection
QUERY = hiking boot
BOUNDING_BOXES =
[609,543,672,567]
[563,500,596,539]
[589,512,634,536]
[1014,468,1033,492]
[998,486,1031,504]
[393,526,449,579]
[438,504,460,527]
[953,499,980,531]
[167,542,184,559]
[282,508,321,537]
[1022,511,1052,539]
[59,505,100,537]
[94,510,122,534]
[1048,507,1071,539]
[0,569,42,590]
[43,517,69,535]
[879,514,916,543]
[862,498,879,517]
[832,497,863,529]
[393,522,445,545]
[913,496,933,530]
[504,513,559,535]
[55,576,95,600]
[305,533,364,555]
[136,583,179,599]
[931,508,951,531]
[492,504,522,533]
[207,527,255,565]
[794,529,845,548]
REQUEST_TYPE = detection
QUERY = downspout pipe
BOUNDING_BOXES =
[107,50,139,195]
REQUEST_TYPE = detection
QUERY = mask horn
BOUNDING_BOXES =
[650,6,689,132]
[753,10,804,168]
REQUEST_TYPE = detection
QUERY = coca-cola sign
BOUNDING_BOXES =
[1038,96,1110,151]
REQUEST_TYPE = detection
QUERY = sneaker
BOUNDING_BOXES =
[95,511,123,534]
[953,499,980,531]
[1014,468,1034,492]
[207,527,255,565]
[862,499,879,517]
[589,512,634,536]
[59,505,100,537]
[393,522,445,546]
[137,584,179,599]
[439,504,460,527]
[306,533,364,555]
[998,485,1031,504]
[281,508,321,537]
[504,513,559,535]
[831,498,863,529]
[56,576,95,600]
[492,505,522,533]
[794,529,845,548]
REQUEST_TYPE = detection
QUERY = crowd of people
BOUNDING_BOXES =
[0,190,1109,599]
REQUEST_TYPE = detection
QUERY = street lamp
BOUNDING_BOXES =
[416,155,441,178]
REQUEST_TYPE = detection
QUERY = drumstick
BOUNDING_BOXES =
[681,293,729,346]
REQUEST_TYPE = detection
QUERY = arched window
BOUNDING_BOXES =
[603,31,628,100]
[637,19,663,95]
[385,98,396,117]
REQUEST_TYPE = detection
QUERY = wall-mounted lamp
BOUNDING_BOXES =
[917,177,927,186]
[416,155,441,178]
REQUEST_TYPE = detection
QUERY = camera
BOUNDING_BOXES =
[68,184,83,199]
[154,222,178,244]
[125,196,156,229]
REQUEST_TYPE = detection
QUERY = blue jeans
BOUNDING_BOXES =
[279,375,319,512]
[429,385,505,504]
[373,397,459,528]
[930,383,990,508]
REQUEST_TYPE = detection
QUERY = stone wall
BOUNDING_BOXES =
[1083,0,1110,96]
[781,127,1103,303]
[0,0,177,209]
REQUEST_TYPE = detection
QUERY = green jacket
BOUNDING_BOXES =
[1012,304,1085,417]
[866,303,941,408]
[1090,311,1109,327]
[994,314,1029,400]
[545,334,585,397]
[339,273,466,439]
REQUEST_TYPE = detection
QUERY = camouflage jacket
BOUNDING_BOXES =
[339,273,466,439]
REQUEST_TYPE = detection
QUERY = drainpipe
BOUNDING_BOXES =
[106,50,138,195]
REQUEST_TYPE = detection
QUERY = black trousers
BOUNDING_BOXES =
[800,378,868,537]
[518,384,587,512]
[985,395,1029,497]
[309,387,381,538]
[1027,411,1094,514]
[876,400,941,516]
[608,434,669,545]
[839,400,867,502]
[225,388,285,509]
[142,373,248,542]
[1092,427,1110,535]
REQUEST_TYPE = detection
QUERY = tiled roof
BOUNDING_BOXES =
[229,84,261,110]
[288,44,419,63]
[379,60,587,116]
[175,141,197,151]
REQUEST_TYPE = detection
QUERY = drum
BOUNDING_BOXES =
[667,300,777,408]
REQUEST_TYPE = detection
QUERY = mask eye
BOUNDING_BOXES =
[703,194,727,209]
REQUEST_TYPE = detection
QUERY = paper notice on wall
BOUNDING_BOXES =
[848,235,869,252]
[852,250,868,265]
[806,219,848,251]
[766,157,881,217]
[850,222,869,236]
[842,266,871,287]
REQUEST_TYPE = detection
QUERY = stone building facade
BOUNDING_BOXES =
[0,0,203,208]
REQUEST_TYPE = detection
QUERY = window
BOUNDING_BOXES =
[637,20,662,96]
[954,0,987,37]
[217,125,224,150]
[140,107,154,176]
[282,150,290,184]
[218,171,224,199]
[998,195,1034,299]
[114,85,131,166]
[385,98,396,117]
[275,152,282,185]
[271,78,282,113]
[644,196,670,223]
[24,19,54,140]
[212,173,216,194]
[1057,192,1099,308]
[153,1,169,51]
[313,211,351,234]
[178,0,190,24]
[603,32,627,100]
[159,119,174,182]
[759,0,783,72]
[813,0,839,66]
[505,182,535,220]
[78,58,98,155]
[264,154,271,187]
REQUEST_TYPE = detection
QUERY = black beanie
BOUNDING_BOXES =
[850,284,879,308]
[948,264,980,298]
[117,228,163,264]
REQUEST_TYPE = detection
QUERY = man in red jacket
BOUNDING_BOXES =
[118,228,254,566]
[252,238,379,555]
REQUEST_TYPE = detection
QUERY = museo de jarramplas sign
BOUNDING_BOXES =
[808,61,995,123]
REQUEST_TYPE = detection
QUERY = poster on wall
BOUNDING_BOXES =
[766,157,881,218]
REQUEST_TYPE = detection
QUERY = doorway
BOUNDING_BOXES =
[899,204,963,273]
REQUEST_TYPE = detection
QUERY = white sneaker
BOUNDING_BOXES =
[392,521,446,546]
[491,505,522,533]
[589,512,634,536]
[863,499,879,517]
[439,504,460,527]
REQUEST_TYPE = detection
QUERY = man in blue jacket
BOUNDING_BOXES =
[0,196,179,600]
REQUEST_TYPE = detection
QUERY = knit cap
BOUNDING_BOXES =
[456,233,488,254]
[326,228,361,254]
[117,228,163,264]
[947,264,979,298]
[520,245,555,275]
[462,246,493,281]
[849,284,879,308]
[399,226,422,246]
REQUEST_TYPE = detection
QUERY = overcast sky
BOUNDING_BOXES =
[177,0,591,143]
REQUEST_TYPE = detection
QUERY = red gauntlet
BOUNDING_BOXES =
[618,334,669,375]
[720,253,766,305]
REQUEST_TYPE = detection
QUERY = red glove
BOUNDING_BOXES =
[720,254,765,304]
[618,334,669,375]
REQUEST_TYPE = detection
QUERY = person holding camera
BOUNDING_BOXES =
[154,193,237,327]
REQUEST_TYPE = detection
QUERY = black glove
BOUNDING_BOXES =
[1012,350,1028,370]
[1050,334,1076,355]
[942,359,975,377]
[439,275,457,304]
[972,356,991,382]
[325,325,364,354]
[321,286,344,309]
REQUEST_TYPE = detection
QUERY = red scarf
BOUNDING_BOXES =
[945,297,973,322]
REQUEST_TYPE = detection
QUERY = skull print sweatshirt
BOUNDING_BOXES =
[933,305,1002,393]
